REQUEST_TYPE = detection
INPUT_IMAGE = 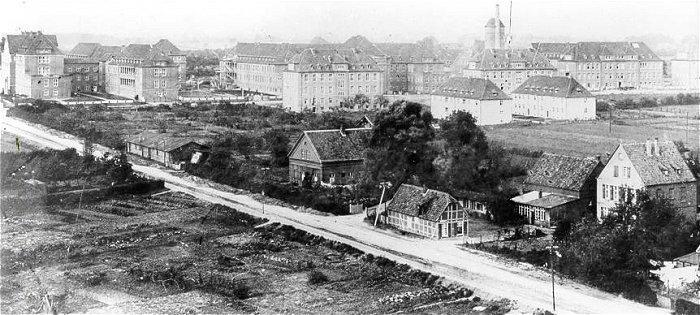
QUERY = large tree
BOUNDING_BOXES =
[364,100,437,188]
[557,193,699,304]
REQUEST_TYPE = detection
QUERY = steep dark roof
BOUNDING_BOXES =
[152,39,182,55]
[287,48,380,72]
[124,132,208,152]
[122,44,153,59]
[470,48,555,70]
[4,32,60,55]
[621,141,696,186]
[69,43,101,57]
[432,77,510,100]
[374,43,440,63]
[230,42,305,63]
[513,76,593,98]
[387,184,457,222]
[525,153,601,192]
[532,42,661,61]
[296,128,371,162]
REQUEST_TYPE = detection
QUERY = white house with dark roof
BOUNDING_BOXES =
[430,77,512,124]
[597,139,698,220]
[383,184,465,239]
[511,153,603,227]
[512,75,596,120]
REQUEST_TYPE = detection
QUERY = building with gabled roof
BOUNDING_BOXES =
[512,75,596,120]
[597,139,697,220]
[1,31,72,99]
[430,77,512,124]
[287,127,370,186]
[125,132,209,170]
[532,41,663,91]
[512,153,603,227]
[383,184,465,239]
[282,48,383,112]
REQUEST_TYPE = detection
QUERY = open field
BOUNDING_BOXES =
[1,191,503,314]
[485,112,699,158]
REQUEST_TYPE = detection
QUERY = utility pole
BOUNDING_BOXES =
[547,242,561,312]
[608,101,613,133]
[374,182,391,226]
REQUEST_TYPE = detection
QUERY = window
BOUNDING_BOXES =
[161,80,166,88]
[602,184,608,199]
[53,80,58,87]
[38,56,50,64]
[154,80,159,88]
[613,166,619,177]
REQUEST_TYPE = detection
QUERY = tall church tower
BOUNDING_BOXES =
[484,4,506,49]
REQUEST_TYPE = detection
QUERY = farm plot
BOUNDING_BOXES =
[1,190,506,314]
[485,117,698,158]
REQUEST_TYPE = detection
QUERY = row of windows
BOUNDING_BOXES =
[601,184,637,202]
[152,68,168,77]
[38,56,50,64]
[67,66,98,73]
[42,89,59,97]
[153,80,168,88]
[38,66,51,75]
[303,72,378,82]
[119,66,136,75]
[518,205,547,221]
[120,78,135,86]
[42,78,59,88]
[76,74,97,82]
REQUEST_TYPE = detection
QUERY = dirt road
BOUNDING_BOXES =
[1,116,668,314]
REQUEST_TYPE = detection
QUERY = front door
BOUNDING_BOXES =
[437,223,442,239]
[530,211,535,225]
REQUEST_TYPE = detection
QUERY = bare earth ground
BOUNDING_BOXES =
[1,191,504,314]
[485,106,699,158]
[2,115,669,313]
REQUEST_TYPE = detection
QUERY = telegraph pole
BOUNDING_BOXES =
[547,242,561,312]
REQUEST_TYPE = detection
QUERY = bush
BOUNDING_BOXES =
[307,270,329,285]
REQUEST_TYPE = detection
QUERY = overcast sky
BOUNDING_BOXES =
[3,0,699,45]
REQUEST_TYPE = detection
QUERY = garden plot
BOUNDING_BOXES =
[2,190,507,314]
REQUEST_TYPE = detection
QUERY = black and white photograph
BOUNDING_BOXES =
[1,0,699,313]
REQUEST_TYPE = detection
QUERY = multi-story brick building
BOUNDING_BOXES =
[282,48,383,112]
[597,140,697,221]
[152,39,187,85]
[511,75,596,120]
[430,77,512,125]
[0,31,71,99]
[105,44,179,103]
[532,42,664,91]
[64,58,101,93]
[375,42,447,94]
[68,43,122,94]
[460,49,557,93]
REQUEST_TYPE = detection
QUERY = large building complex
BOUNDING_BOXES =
[282,48,383,112]
[430,77,512,125]
[511,75,596,120]
[453,5,557,93]
[596,140,697,220]
[219,43,302,95]
[0,32,71,99]
[105,44,180,103]
[375,41,447,94]
[64,58,101,93]
[532,42,664,91]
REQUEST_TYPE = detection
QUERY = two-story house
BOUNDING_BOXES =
[430,77,512,125]
[287,127,370,186]
[597,139,697,220]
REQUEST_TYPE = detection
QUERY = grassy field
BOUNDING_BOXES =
[485,112,699,158]
[1,191,507,314]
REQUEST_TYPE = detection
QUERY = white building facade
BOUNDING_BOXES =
[430,77,512,125]
[512,75,596,120]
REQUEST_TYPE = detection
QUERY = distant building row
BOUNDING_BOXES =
[0,31,186,103]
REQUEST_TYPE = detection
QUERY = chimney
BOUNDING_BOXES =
[538,191,543,198]
[653,138,659,156]
[645,139,652,156]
